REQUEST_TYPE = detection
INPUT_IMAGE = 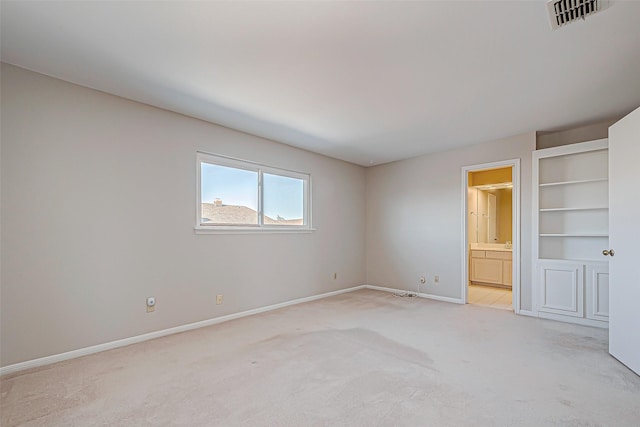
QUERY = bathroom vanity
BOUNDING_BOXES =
[470,245,512,288]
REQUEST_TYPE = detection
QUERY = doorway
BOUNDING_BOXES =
[461,160,521,312]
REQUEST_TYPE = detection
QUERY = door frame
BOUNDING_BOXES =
[461,159,521,313]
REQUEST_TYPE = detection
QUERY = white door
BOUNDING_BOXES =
[608,106,640,375]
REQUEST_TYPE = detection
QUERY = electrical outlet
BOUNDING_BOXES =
[216,294,223,305]
[420,276,426,284]
[146,296,156,313]
[434,275,440,283]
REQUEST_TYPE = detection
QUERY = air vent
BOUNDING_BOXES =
[546,0,611,30]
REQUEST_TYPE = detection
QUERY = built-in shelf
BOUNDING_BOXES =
[539,178,608,187]
[533,139,610,327]
[539,233,608,237]
[539,258,609,264]
[539,206,608,212]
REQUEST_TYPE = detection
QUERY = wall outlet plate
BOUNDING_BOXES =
[146,296,156,313]
[216,294,223,305]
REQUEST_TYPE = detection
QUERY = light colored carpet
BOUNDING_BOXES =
[1,289,639,426]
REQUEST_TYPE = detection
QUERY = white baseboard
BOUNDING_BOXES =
[364,285,464,304]
[418,292,465,304]
[518,310,538,318]
[364,285,405,294]
[0,285,366,376]
[537,311,608,329]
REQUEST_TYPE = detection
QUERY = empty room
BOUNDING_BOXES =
[1,1,639,426]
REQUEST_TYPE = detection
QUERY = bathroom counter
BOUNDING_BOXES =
[479,247,512,252]
[469,245,512,253]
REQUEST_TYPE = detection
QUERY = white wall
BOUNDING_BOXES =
[365,132,535,307]
[536,116,622,149]
[468,188,478,244]
[0,64,366,366]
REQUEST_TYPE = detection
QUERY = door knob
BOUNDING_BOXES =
[602,249,615,256]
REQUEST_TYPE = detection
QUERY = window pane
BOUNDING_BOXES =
[201,163,258,225]
[263,173,304,225]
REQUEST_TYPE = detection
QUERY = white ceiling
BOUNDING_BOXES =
[2,1,639,166]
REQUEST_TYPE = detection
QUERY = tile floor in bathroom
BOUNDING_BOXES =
[468,284,512,310]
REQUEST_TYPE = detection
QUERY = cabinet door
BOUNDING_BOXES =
[471,258,503,284]
[503,260,513,287]
[586,263,609,321]
[538,261,584,318]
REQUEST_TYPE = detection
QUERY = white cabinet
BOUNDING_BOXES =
[471,258,503,283]
[586,263,609,321]
[470,250,512,287]
[537,260,608,324]
[533,139,609,327]
[503,260,512,287]
[537,261,584,318]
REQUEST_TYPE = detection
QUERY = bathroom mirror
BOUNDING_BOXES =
[468,186,512,244]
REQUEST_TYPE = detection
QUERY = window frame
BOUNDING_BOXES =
[195,152,313,234]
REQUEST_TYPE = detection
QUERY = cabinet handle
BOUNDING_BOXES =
[602,249,615,256]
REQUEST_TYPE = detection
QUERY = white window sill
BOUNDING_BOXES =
[194,226,316,235]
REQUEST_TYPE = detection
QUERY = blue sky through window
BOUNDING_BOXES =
[201,163,258,210]
[201,163,303,220]
[263,173,303,220]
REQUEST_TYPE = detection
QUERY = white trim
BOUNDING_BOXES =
[531,138,609,316]
[417,293,464,304]
[1,282,522,376]
[196,151,312,230]
[518,310,538,318]
[532,150,538,314]
[539,207,607,212]
[0,285,365,376]
[538,311,608,328]
[365,285,464,304]
[365,285,407,293]
[539,233,608,237]
[533,138,607,159]
[1,285,469,376]
[195,227,316,235]
[196,151,309,177]
[461,159,521,313]
[539,177,608,187]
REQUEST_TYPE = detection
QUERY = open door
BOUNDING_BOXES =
[608,106,640,375]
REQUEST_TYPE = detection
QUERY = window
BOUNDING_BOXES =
[196,152,311,232]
